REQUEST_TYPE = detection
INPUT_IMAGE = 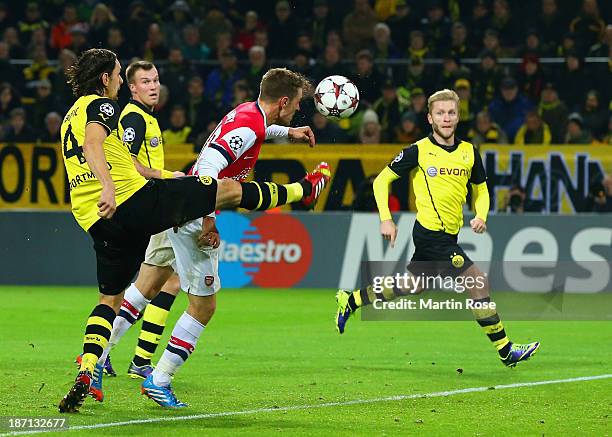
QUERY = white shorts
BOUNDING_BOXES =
[144,231,176,268]
[167,218,221,296]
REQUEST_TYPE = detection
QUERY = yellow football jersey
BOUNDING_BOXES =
[61,95,147,231]
[119,99,164,170]
[388,135,486,235]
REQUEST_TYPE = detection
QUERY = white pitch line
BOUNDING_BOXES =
[3,373,611,436]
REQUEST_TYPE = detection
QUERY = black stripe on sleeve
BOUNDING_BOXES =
[470,145,487,184]
[210,142,235,164]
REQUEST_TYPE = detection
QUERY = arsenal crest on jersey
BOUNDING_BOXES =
[204,275,214,287]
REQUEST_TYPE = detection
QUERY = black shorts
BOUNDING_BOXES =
[88,176,217,295]
[407,220,473,278]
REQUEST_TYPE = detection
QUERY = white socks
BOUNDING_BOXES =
[152,312,204,386]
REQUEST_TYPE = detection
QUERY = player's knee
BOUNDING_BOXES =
[162,274,181,295]
[215,179,242,210]
[99,293,123,313]
[187,295,216,324]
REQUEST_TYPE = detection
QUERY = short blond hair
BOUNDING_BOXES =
[427,89,460,113]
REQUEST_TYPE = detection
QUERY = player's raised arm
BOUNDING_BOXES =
[469,146,490,234]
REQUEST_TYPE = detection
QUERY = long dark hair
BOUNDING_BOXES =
[66,48,117,97]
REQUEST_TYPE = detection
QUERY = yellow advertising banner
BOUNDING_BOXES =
[1,142,610,212]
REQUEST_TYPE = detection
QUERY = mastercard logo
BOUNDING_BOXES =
[216,212,312,287]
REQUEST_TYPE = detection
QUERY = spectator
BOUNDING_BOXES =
[409,87,430,134]
[491,0,521,48]
[468,110,509,146]
[359,108,381,144]
[17,2,48,47]
[68,24,90,56]
[162,0,192,49]
[305,0,335,53]
[142,23,168,61]
[565,112,593,144]
[488,77,534,141]
[205,49,243,111]
[482,28,511,58]
[50,3,80,51]
[186,75,217,136]
[27,27,50,58]
[4,26,26,58]
[0,41,19,85]
[407,29,430,60]
[268,0,299,59]
[311,112,350,143]
[569,0,606,54]
[4,107,37,142]
[396,57,433,106]
[199,6,233,51]
[352,174,401,212]
[556,52,589,110]
[454,78,480,139]
[180,24,209,61]
[28,79,60,132]
[373,80,404,142]
[394,110,422,144]
[517,54,544,104]
[580,90,608,140]
[22,45,56,95]
[312,45,347,84]
[88,3,117,48]
[325,29,344,54]
[386,0,420,53]
[106,26,133,60]
[124,0,153,55]
[0,84,21,125]
[534,0,566,51]
[160,48,195,106]
[519,29,548,58]
[538,82,569,144]
[296,33,315,56]
[584,182,612,213]
[589,23,612,58]
[515,111,552,145]
[369,22,400,73]
[253,29,269,52]
[557,32,578,57]
[0,3,12,36]
[499,185,526,213]
[343,0,377,57]
[467,0,491,51]
[293,49,314,79]
[420,1,451,55]
[212,31,233,61]
[449,22,473,59]
[228,80,252,113]
[244,45,267,95]
[39,111,61,142]
[436,53,470,91]
[352,49,385,107]
[162,105,193,147]
[235,10,261,54]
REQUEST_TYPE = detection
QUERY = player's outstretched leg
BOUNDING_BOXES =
[129,277,180,379]
[216,162,331,212]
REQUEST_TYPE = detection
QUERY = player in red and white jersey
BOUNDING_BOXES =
[99,68,330,406]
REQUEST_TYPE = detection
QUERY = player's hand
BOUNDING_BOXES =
[288,126,316,147]
[172,171,185,178]
[97,185,116,219]
[380,220,398,248]
[198,216,220,249]
[470,218,487,234]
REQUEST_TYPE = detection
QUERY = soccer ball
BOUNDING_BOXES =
[313,75,359,119]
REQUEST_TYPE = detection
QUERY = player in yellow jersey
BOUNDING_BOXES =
[335,89,540,368]
[73,60,184,378]
[59,49,331,413]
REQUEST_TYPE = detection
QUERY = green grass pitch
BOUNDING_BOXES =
[1,286,610,436]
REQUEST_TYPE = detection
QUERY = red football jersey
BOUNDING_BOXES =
[191,101,267,181]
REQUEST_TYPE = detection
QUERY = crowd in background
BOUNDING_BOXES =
[0,0,610,149]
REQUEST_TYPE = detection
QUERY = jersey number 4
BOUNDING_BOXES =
[63,124,86,164]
